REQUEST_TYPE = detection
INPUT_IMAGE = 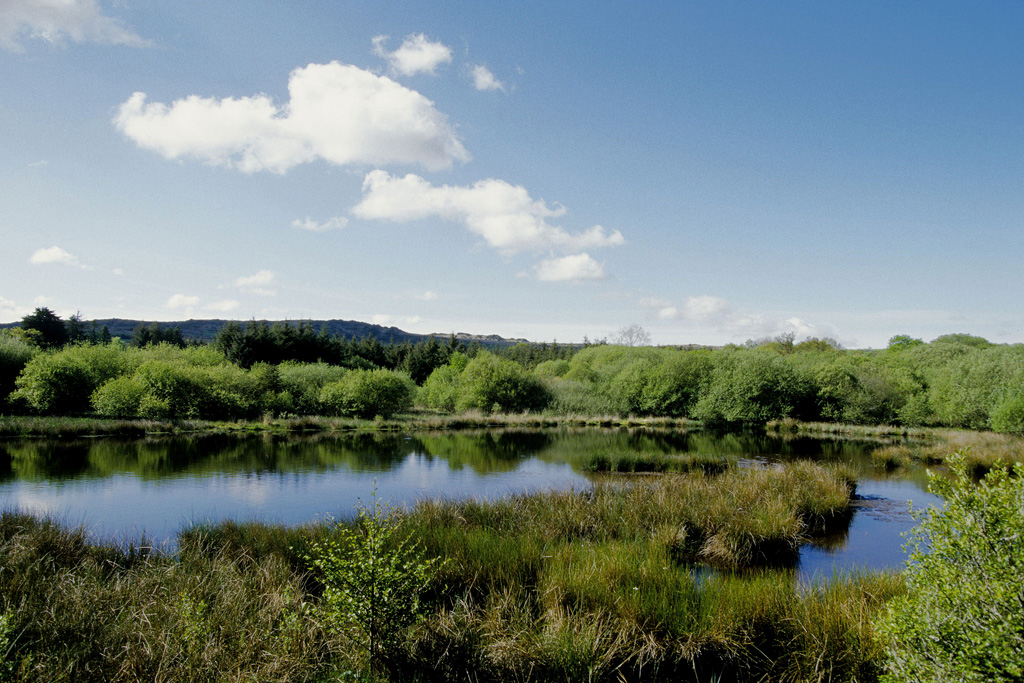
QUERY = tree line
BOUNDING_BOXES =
[3,308,1024,432]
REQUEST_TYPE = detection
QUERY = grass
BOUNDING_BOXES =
[0,411,693,439]
[0,458,896,682]
[764,419,1024,476]
[580,450,735,474]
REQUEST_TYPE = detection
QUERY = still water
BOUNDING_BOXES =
[0,428,939,578]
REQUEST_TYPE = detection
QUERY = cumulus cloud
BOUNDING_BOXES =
[0,296,17,313]
[0,0,151,52]
[234,270,276,296]
[471,65,504,91]
[640,295,820,339]
[535,254,606,282]
[353,171,624,254]
[205,299,240,313]
[166,294,199,309]
[114,61,470,173]
[372,33,452,76]
[29,245,79,266]
[414,291,439,301]
[291,216,348,231]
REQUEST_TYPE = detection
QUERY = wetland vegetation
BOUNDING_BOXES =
[2,311,1024,681]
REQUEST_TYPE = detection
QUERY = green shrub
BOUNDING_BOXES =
[279,362,349,415]
[456,353,549,414]
[91,376,147,417]
[303,496,443,676]
[421,364,462,412]
[319,369,414,419]
[0,334,35,407]
[990,393,1024,434]
[693,351,814,424]
[876,452,1024,681]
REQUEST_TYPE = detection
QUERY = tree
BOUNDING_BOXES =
[303,493,443,677]
[20,307,67,350]
[887,334,924,351]
[611,324,651,347]
[876,452,1024,681]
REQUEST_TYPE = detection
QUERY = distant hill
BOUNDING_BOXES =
[0,317,529,347]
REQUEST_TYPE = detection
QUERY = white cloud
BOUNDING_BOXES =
[32,295,49,306]
[292,216,348,231]
[535,254,607,282]
[166,294,199,309]
[471,65,504,91]
[0,0,151,51]
[29,245,79,266]
[353,171,625,254]
[0,296,17,313]
[205,299,240,313]
[414,291,439,301]
[115,61,470,173]
[640,295,821,340]
[373,33,452,76]
[112,267,123,276]
[235,270,276,296]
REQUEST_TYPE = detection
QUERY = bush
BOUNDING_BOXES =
[693,351,814,424]
[990,393,1024,434]
[91,376,147,417]
[303,495,443,676]
[319,369,414,419]
[421,364,461,412]
[0,334,35,406]
[876,452,1024,681]
[456,353,549,414]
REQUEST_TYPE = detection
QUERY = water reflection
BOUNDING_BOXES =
[0,427,935,577]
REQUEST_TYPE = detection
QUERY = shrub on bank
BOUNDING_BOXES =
[319,368,415,419]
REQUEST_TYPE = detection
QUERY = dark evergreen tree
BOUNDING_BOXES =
[20,307,68,349]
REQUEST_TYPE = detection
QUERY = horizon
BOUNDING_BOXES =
[3,1,1022,348]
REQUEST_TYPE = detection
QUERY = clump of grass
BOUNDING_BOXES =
[582,451,734,475]
[868,429,1024,476]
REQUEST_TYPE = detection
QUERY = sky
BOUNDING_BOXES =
[2,0,1023,349]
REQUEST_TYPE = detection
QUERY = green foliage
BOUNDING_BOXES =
[19,307,67,350]
[931,333,994,349]
[887,334,924,351]
[0,610,14,681]
[303,495,443,675]
[0,334,36,407]
[876,452,1024,681]
[90,376,147,417]
[319,369,415,419]
[421,364,462,412]
[456,352,550,413]
[990,393,1024,434]
[692,351,814,424]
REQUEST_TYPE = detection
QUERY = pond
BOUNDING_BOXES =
[0,427,940,579]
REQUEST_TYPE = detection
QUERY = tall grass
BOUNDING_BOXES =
[0,460,895,682]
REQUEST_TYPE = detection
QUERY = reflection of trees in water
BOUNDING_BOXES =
[416,430,552,474]
[0,433,425,481]
[0,428,883,484]
[4,441,94,480]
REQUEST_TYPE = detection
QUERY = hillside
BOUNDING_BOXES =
[0,317,528,347]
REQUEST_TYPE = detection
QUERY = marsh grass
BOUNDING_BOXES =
[869,429,1024,475]
[581,450,735,474]
[0,461,889,682]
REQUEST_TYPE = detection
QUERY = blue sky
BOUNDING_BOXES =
[2,1,1023,348]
